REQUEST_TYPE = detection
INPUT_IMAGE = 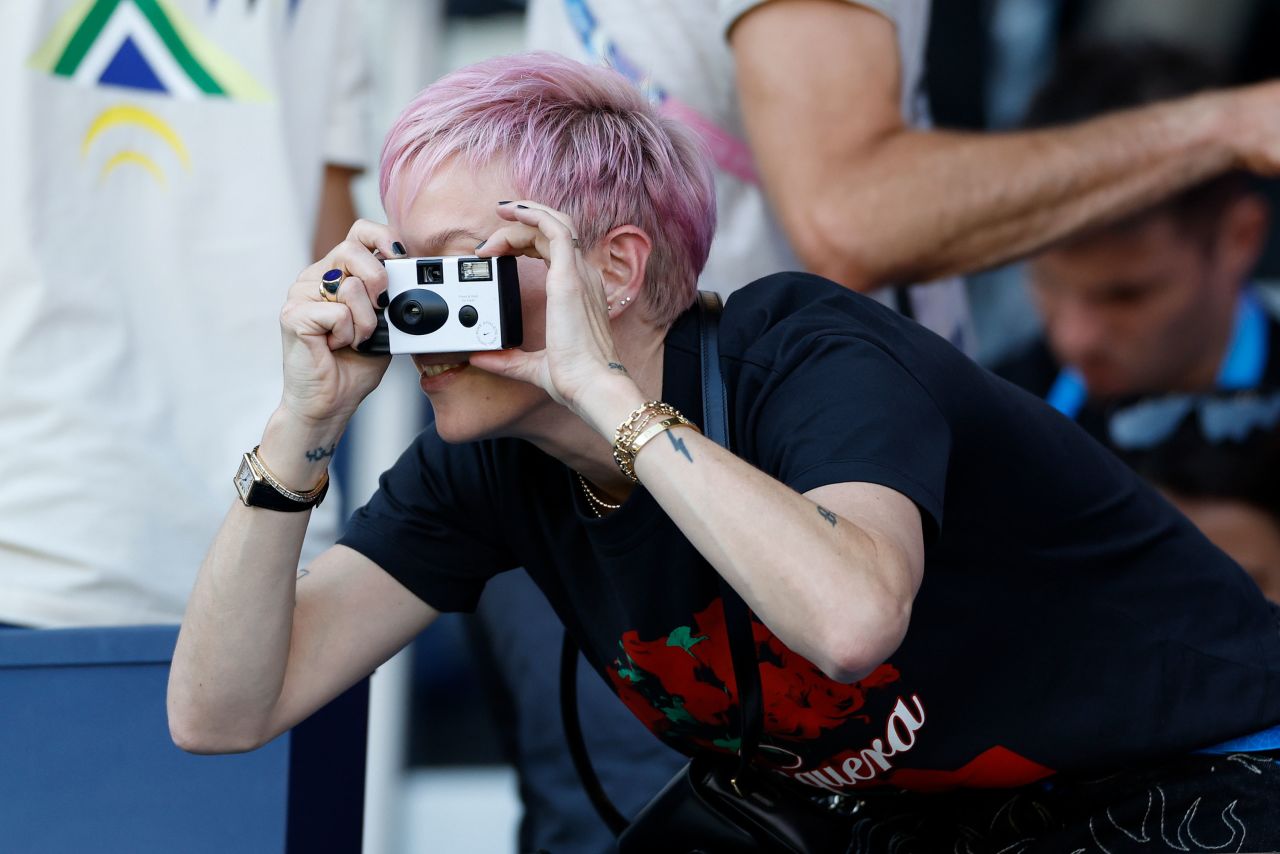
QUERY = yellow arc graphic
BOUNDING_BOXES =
[82,105,191,172]
[101,150,167,186]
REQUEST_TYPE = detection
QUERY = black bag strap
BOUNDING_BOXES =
[560,291,766,833]
[696,292,764,772]
[559,631,630,835]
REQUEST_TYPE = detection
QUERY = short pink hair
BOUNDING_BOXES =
[379,52,716,326]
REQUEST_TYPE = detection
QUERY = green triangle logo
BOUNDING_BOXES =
[30,0,268,101]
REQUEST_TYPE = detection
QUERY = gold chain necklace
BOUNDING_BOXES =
[577,473,622,518]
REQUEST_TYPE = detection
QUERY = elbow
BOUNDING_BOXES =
[784,199,881,293]
[813,598,912,685]
[169,719,266,755]
[167,696,269,755]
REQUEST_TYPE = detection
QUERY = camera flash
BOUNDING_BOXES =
[459,259,493,282]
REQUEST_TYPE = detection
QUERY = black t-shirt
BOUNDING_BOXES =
[341,273,1280,795]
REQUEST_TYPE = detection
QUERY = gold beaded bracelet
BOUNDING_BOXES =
[611,401,700,482]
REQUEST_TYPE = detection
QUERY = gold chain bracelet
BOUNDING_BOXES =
[611,401,700,482]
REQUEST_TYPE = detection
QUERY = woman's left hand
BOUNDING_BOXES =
[468,201,640,425]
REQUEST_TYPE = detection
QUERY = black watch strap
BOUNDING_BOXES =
[235,449,329,512]
[243,477,329,512]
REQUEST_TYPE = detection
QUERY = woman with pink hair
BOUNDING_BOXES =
[169,52,1280,851]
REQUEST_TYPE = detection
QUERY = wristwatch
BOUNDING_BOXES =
[234,446,329,511]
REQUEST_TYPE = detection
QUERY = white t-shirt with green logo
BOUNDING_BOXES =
[0,0,369,626]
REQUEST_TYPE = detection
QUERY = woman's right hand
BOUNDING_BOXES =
[278,219,403,428]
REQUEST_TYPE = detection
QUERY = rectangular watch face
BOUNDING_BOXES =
[234,455,256,504]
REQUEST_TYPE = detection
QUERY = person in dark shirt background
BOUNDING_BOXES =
[996,41,1280,608]
[1105,388,1280,602]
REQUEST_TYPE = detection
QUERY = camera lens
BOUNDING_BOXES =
[388,288,449,336]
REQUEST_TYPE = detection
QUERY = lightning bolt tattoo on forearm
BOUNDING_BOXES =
[667,429,693,463]
[817,506,838,527]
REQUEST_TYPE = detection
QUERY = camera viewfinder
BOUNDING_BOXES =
[417,260,445,285]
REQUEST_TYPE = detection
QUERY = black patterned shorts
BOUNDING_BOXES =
[841,750,1280,854]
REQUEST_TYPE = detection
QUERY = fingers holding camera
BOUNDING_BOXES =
[472,201,630,417]
[283,271,376,352]
[480,201,580,268]
[281,297,358,351]
[321,236,395,309]
[278,274,391,427]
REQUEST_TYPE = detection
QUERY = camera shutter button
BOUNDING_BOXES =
[458,305,479,327]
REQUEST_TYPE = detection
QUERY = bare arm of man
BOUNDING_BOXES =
[731,0,1280,290]
[312,163,361,264]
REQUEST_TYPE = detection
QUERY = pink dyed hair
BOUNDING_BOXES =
[379,52,717,326]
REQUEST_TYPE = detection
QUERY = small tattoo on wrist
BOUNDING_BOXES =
[297,568,310,580]
[305,443,336,463]
[667,430,693,463]
[607,362,628,374]
[817,506,838,527]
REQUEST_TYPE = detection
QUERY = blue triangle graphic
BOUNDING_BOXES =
[98,35,169,94]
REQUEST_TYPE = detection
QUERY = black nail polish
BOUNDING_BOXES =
[497,200,512,205]
[392,241,407,256]
[474,239,487,252]
[516,204,529,209]
[377,292,389,309]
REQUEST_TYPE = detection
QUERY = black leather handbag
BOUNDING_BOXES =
[559,292,859,853]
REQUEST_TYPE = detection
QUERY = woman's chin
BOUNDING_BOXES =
[430,407,487,444]
[424,372,549,444]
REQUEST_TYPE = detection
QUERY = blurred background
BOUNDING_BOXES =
[354,1,1280,851]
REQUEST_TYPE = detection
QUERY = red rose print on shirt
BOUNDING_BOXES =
[607,598,901,755]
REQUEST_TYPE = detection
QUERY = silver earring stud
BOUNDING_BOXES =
[619,297,631,307]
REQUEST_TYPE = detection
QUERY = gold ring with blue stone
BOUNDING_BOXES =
[319,268,344,301]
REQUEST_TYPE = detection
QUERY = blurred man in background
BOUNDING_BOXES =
[995,40,1280,603]
[0,0,369,628]
[997,42,1278,437]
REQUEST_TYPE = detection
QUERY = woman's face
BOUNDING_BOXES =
[392,159,554,442]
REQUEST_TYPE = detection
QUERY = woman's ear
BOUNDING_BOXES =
[592,225,652,317]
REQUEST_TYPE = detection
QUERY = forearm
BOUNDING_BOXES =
[168,411,343,752]
[630,426,914,682]
[784,91,1234,288]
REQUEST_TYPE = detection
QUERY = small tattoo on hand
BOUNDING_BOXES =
[305,444,336,463]
[607,362,628,374]
[817,506,838,527]
[667,430,693,463]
